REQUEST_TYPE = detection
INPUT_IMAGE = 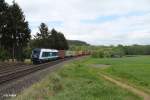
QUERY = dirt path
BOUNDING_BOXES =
[101,74,150,100]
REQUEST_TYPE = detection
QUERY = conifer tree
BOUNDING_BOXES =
[7,1,31,61]
[36,23,49,39]
[32,24,69,50]
[51,28,59,49]
[0,0,8,49]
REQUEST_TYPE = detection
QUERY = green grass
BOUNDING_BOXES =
[13,58,141,100]
[85,56,150,93]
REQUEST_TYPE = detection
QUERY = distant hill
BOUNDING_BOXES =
[68,40,90,46]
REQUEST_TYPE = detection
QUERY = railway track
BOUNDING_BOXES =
[0,63,28,70]
[0,64,32,74]
[0,57,76,84]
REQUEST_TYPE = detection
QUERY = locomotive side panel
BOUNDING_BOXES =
[31,48,59,64]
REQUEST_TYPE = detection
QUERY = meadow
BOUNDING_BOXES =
[13,57,142,100]
[86,56,150,93]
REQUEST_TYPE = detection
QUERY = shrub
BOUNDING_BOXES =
[51,74,63,93]
[111,48,125,58]
[0,48,9,61]
[91,48,125,58]
[92,49,110,58]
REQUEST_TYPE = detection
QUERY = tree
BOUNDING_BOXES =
[36,23,49,39]
[50,28,59,49]
[7,2,31,61]
[57,32,68,50]
[50,29,68,50]
[32,26,69,50]
[34,23,52,48]
[0,0,11,61]
[0,0,8,48]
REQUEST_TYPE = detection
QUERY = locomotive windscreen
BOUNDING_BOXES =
[32,49,41,58]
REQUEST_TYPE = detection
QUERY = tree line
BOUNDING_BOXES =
[30,23,68,50]
[0,0,31,61]
[0,0,68,61]
[91,45,150,58]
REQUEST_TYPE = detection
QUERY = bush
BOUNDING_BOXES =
[51,74,63,93]
[24,47,32,59]
[0,48,9,61]
[91,50,103,58]
[91,48,125,58]
[111,48,125,58]
[92,49,111,58]
[103,50,112,58]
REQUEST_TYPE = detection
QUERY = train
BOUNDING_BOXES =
[31,48,90,64]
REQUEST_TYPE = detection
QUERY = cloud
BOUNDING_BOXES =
[5,0,150,45]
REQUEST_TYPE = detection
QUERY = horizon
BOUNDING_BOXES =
[6,0,150,45]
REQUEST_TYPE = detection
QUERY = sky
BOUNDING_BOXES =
[6,0,150,45]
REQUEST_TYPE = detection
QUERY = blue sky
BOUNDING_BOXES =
[6,0,150,45]
[81,15,121,24]
[81,11,149,24]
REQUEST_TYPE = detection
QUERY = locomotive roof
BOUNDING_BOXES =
[33,48,58,52]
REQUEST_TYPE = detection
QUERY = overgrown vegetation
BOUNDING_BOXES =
[14,58,141,100]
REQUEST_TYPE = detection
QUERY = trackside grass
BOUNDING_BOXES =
[13,58,141,100]
[86,56,150,93]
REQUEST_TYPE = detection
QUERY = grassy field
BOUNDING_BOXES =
[13,57,141,100]
[85,56,150,93]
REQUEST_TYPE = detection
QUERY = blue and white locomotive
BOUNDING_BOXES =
[31,48,59,64]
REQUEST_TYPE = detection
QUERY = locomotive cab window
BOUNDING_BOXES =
[32,50,40,58]
[52,52,58,56]
[42,52,51,57]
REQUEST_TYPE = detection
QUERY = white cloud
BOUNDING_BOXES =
[5,0,150,45]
